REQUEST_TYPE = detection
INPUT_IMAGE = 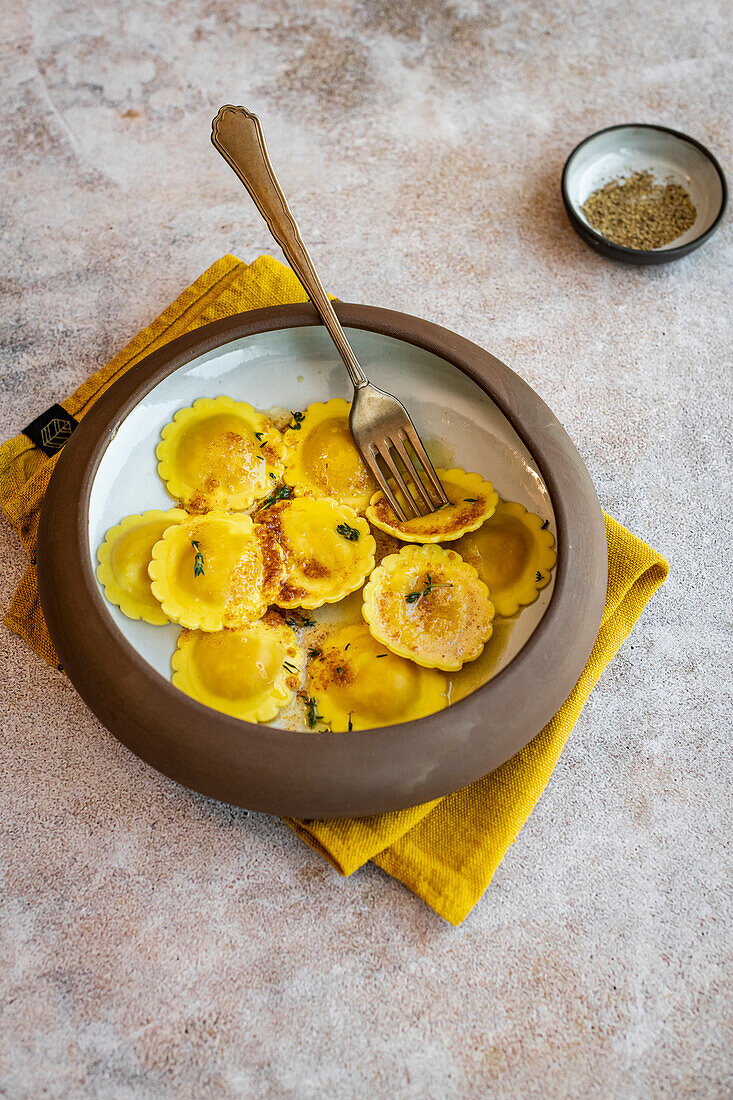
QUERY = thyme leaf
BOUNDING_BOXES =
[282,660,299,675]
[348,713,353,731]
[405,572,453,605]
[536,571,544,581]
[191,540,205,577]
[285,613,316,629]
[541,519,549,530]
[336,523,360,542]
[288,410,305,430]
[257,484,293,511]
[307,647,322,659]
[464,497,478,503]
[299,693,323,729]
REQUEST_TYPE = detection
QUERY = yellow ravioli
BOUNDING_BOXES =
[307,623,447,731]
[96,508,187,625]
[148,511,283,631]
[366,468,498,542]
[282,398,376,511]
[171,612,303,722]
[255,495,375,610]
[362,543,495,671]
[156,396,284,512]
[453,499,557,617]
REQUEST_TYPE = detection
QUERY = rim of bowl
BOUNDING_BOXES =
[561,122,728,261]
[37,303,608,819]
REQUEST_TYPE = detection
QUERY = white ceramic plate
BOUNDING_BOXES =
[88,324,555,722]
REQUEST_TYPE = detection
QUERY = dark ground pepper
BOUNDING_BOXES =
[582,170,696,250]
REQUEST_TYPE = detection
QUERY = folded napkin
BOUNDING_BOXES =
[0,254,669,924]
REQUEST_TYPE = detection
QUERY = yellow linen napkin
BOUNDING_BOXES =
[0,254,669,924]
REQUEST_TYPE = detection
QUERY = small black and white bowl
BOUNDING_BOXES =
[562,123,727,265]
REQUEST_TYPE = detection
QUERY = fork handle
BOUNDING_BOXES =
[211,105,368,389]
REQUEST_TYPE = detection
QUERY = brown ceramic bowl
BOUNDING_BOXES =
[37,303,607,818]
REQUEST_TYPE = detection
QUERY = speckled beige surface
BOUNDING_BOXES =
[1,2,731,1096]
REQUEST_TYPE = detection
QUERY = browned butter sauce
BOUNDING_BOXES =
[263,423,515,731]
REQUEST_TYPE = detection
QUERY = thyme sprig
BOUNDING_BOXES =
[336,523,360,542]
[256,484,293,511]
[288,410,305,431]
[191,540,205,577]
[307,647,322,659]
[285,614,316,629]
[536,571,544,582]
[405,572,453,605]
[299,693,324,729]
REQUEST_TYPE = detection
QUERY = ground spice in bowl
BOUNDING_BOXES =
[581,170,697,250]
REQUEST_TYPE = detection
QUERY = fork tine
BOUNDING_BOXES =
[399,424,450,506]
[392,433,439,512]
[362,444,410,522]
[378,445,424,518]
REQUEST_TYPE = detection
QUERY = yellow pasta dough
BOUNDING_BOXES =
[171,612,303,722]
[96,508,187,624]
[283,398,376,511]
[362,543,495,671]
[255,495,375,609]
[156,396,283,512]
[453,499,557,617]
[307,623,447,731]
[148,511,284,631]
[95,375,557,731]
[366,468,498,542]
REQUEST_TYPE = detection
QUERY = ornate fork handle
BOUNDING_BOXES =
[211,105,368,389]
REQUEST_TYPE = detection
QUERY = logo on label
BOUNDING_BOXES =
[40,417,74,452]
[23,404,79,458]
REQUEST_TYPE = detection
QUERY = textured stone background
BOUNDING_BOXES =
[1,1,731,1097]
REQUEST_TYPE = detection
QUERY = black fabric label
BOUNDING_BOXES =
[23,403,78,457]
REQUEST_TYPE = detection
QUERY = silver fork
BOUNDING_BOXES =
[211,105,449,522]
